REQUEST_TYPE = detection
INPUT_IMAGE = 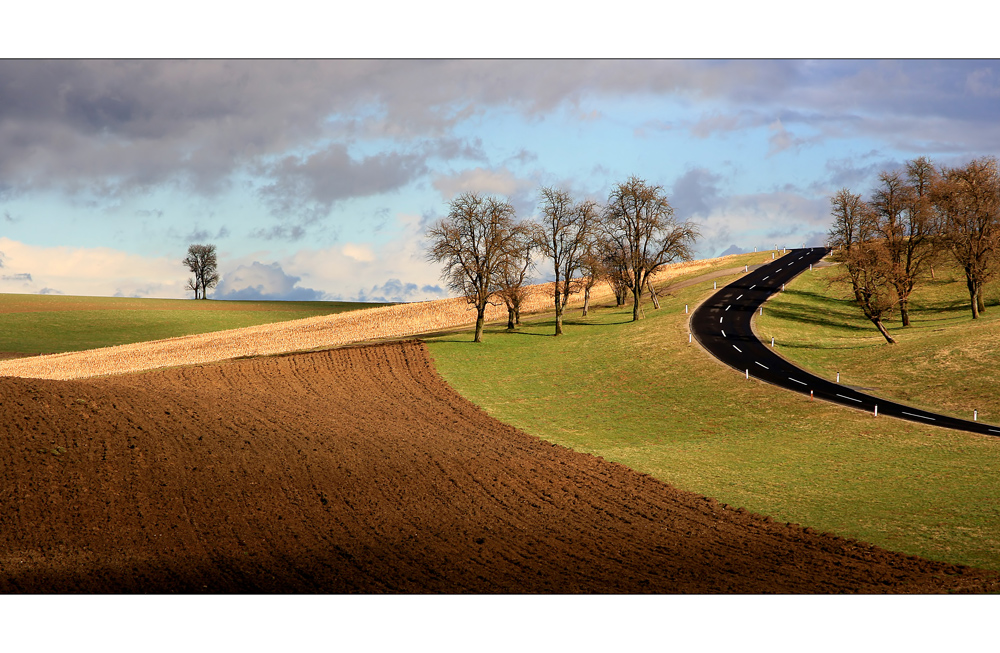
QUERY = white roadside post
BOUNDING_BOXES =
[759,307,762,316]
[746,369,749,379]
[975,410,978,422]
[837,372,840,383]
[874,404,878,417]
[714,281,717,290]
[771,337,774,347]
[689,333,692,344]
[685,304,688,314]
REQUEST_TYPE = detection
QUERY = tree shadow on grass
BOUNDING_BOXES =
[766,289,869,333]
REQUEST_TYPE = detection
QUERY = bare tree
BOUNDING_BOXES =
[599,237,631,307]
[600,176,698,321]
[533,188,597,335]
[576,237,604,317]
[183,244,220,300]
[871,167,936,327]
[829,195,898,344]
[932,156,1000,319]
[904,156,944,282]
[496,224,535,330]
[426,193,521,342]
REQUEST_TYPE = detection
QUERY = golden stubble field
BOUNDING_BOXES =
[0,258,719,381]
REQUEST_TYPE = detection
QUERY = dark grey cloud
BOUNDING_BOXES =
[2,272,31,281]
[184,225,231,243]
[254,143,427,226]
[213,261,327,301]
[671,167,724,218]
[2,59,999,224]
[38,287,62,294]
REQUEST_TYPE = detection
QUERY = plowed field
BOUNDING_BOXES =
[1,340,996,593]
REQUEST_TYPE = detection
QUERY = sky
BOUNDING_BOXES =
[1,13,998,303]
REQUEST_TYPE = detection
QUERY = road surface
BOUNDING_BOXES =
[690,247,1000,437]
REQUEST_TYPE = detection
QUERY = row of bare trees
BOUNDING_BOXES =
[828,155,1000,343]
[426,176,699,342]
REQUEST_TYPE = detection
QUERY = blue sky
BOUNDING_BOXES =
[1,54,998,301]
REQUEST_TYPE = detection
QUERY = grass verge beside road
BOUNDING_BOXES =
[425,252,1000,572]
[756,262,1000,423]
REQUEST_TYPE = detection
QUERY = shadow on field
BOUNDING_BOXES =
[766,289,869,334]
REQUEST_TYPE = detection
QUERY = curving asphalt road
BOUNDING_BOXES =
[691,247,1000,437]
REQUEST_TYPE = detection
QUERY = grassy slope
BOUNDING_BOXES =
[756,264,1000,423]
[0,293,390,354]
[424,252,1000,571]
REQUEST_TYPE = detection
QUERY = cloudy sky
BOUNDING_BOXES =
[1,55,998,302]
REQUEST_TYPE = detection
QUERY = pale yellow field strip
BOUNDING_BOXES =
[0,258,718,380]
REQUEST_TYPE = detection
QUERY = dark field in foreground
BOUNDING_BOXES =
[0,340,995,593]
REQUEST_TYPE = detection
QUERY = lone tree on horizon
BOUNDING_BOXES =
[426,192,522,342]
[600,176,699,322]
[183,243,220,300]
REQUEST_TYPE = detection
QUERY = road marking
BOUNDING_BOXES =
[762,276,770,280]
[736,294,743,300]
[733,345,742,352]
[755,361,768,369]
[749,284,756,289]
[788,377,807,386]
[720,316,724,323]
[990,429,1000,434]
[836,393,863,403]
[726,305,731,311]
[721,329,727,337]
[902,411,935,421]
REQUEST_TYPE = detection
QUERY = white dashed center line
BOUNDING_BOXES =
[736,294,743,300]
[788,378,807,386]
[721,329,727,338]
[733,345,742,352]
[836,394,862,403]
[755,361,768,369]
[902,411,935,421]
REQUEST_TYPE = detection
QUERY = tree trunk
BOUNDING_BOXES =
[474,305,485,342]
[872,318,897,344]
[966,271,980,319]
[977,287,986,314]
[514,305,521,326]
[899,299,910,327]
[582,287,591,316]
[648,280,660,309]
[506,307,515,330]
[632,286,641,321]
[554,286,563,336]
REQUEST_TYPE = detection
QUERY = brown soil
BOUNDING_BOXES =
[1,340,996,594]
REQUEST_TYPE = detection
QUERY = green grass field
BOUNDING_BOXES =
[756,263,1000,423]
[424,252,1000,571]
[0,293,390,355]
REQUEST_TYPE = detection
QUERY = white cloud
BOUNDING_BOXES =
[342,243,376,263]
[432,166,535,200]
[0,237,188,298]
[212,261,326,301]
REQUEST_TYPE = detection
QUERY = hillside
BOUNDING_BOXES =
[1,340,994,593]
